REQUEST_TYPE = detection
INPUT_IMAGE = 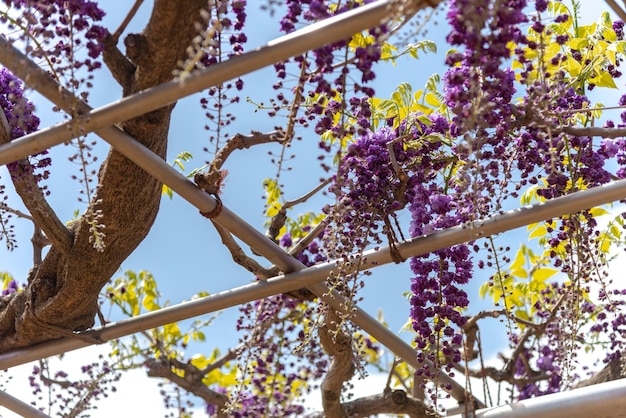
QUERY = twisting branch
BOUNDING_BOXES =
[195,130,286,195]
[319,310,355,418]
[145,357,230,418]
[305,390,429,418]
[0,109,73,253]
[210,220,273,278]
[265,177,332,242]
[463,309,541,361]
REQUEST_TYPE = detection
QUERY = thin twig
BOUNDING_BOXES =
[550,104,626,116]
[0,202,33,220]
[112,0,145,41]
[284,177,332,210]
[195,130,285,194]
[210,220,273,279]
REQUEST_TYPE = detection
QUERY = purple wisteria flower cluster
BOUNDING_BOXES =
[0,68,44,250]
[273,0,385,139]
[328,113,473,392]
[228,294,327,416]
[1,0,107,78]
[200,0,248,150]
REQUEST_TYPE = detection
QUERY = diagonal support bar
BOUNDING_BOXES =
[1,175,626,388]
[0,389,51,418]
[448,378,626,418]
[0,0,439,166]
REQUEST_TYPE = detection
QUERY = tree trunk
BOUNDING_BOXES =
[0,0,207,352]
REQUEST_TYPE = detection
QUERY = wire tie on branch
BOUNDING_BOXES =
[199,193,223,219]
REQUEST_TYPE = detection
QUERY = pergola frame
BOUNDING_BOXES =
[1,0,626,417]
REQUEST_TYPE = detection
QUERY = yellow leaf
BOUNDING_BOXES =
[569,38,589,50]
[529,224,547,240]
[591,71,617,88]
[606,29,618,43]
[265,201,282,217]
[425,93,440,107]
[142,294,160,311]
[589,207,609,217]
[511,268,528,279]
[611,224,622,240]
[533,267,558,281]
[479,282,491,299]
[510,246,526,270]
[568,56,582,77]
[515,309,530,323]
[544,43,560,61]
[191,354,211,369]
[599,233,611,253]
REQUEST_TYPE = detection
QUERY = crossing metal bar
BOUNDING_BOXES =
[448,378,626,418]
[0,0,433,166]
[1,177,626,382]
[0,390,51,418]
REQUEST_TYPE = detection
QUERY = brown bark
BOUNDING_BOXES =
[0,0,208,352]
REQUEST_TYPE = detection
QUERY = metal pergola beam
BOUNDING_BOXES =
[0,389,51,418]
[448,378,626,418]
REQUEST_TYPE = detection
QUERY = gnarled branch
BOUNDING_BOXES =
[319,310,355,418]
[145,357,230,418]
[0,109,73,253]
[306,389,429,418]
[195,130,285,195]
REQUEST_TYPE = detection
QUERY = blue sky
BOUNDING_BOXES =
[2,1,626,416]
